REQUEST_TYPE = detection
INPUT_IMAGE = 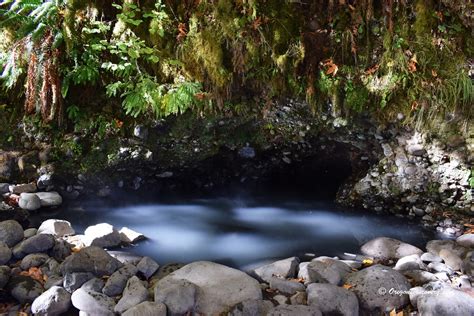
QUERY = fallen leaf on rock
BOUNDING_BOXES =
[20,267,44,284]
[342,284,353,289]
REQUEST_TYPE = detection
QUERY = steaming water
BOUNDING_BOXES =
[30,196,437,268]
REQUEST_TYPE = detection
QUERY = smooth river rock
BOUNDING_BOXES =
[38,219,74,237]
[71,288,115,316]
[307,283,359,316]
[7,275,44,304]
[0,241,12,265]
[306,257,352,285]
[122,301,167,316]
[84,223,121,248]
[12,234,55,259]
[114,276,148,313]
[155,261,262,315]
[60,246,122,277]
[31,285,71,315]
[417,287,474,316]
[267,304,322,316]
[36,191,63,207]
[253,257,299,282]
[18,193,41,211]
[361,237,422,259]
[0,220,24,247]
[343,265,410,313]
[456,234,474,248]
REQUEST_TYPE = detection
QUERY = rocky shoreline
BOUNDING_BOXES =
[0,215,473,315]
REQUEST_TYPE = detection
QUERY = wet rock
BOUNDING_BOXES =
[50,239,73,261]
[31,286,71,316]
[269,277,305,295]
[426,240,468,258]
[7,275,44,304]
[71,288,116,316]
[84,223,121,248]
[420,252,443,263]
[103,263,138,297]
[114,276,148,313]
[229,299,273,316]
[60,246,122,277]
[24,228,37,238]
[456,234,474,248]
[18,193,41,211]
[343,265,410,313]
[119,227,145,243]
[36,192,62,207]
[156,261,262,315]
[0,265,11,288]
[267,304,322,316]
[44,275,63,290]
[305,257,352,285]
[0,241,12,265]
[136,256,159,279]
[273,294,289,305]
[361,237,422,259]
[439,249,463,271]
[394,254,426,271]
[12,234,55,259]
[307,283,359,316]
[81,278,105,293]
[122,301,167,316]
[64,272,95,293]
[109,251,142,265]
[9,183,37,194]
[253,257,299,282]
[154,279,197,316]
[417,287,474,316]
[153,263,185,281]
[20,253,49,270]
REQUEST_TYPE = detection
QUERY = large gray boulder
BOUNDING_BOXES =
[7,275,44,303]
[36,191,62,207]
[267,304,322,316]
[60,246,122,277]
[155,279,197,316]
[114,276,148,313]
[71,288,115,316]
[18,193,41,211]
[38,219,74,237]
[305,257,352,285]
[343,265,410,313]
[102,263,137,296]
[84,223,121,248]
[0,220,24,247]
[31,286,71,315]
[12,234,55,259]
[361,237,422,259]
[307,283,359,316]
[0,241,12,265]
[155,261,262,315]
[122,301,167,316]
[417,287,474,316]
[253,257,299,282]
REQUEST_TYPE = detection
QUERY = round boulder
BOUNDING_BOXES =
[0,220,24,247]
[343,265,410,313]
[155,261,262,315]
[18,193,41,211]
[38,219,74,237]
[361,237,422,259]
[31,285,71,315]
[307,283,359,316]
